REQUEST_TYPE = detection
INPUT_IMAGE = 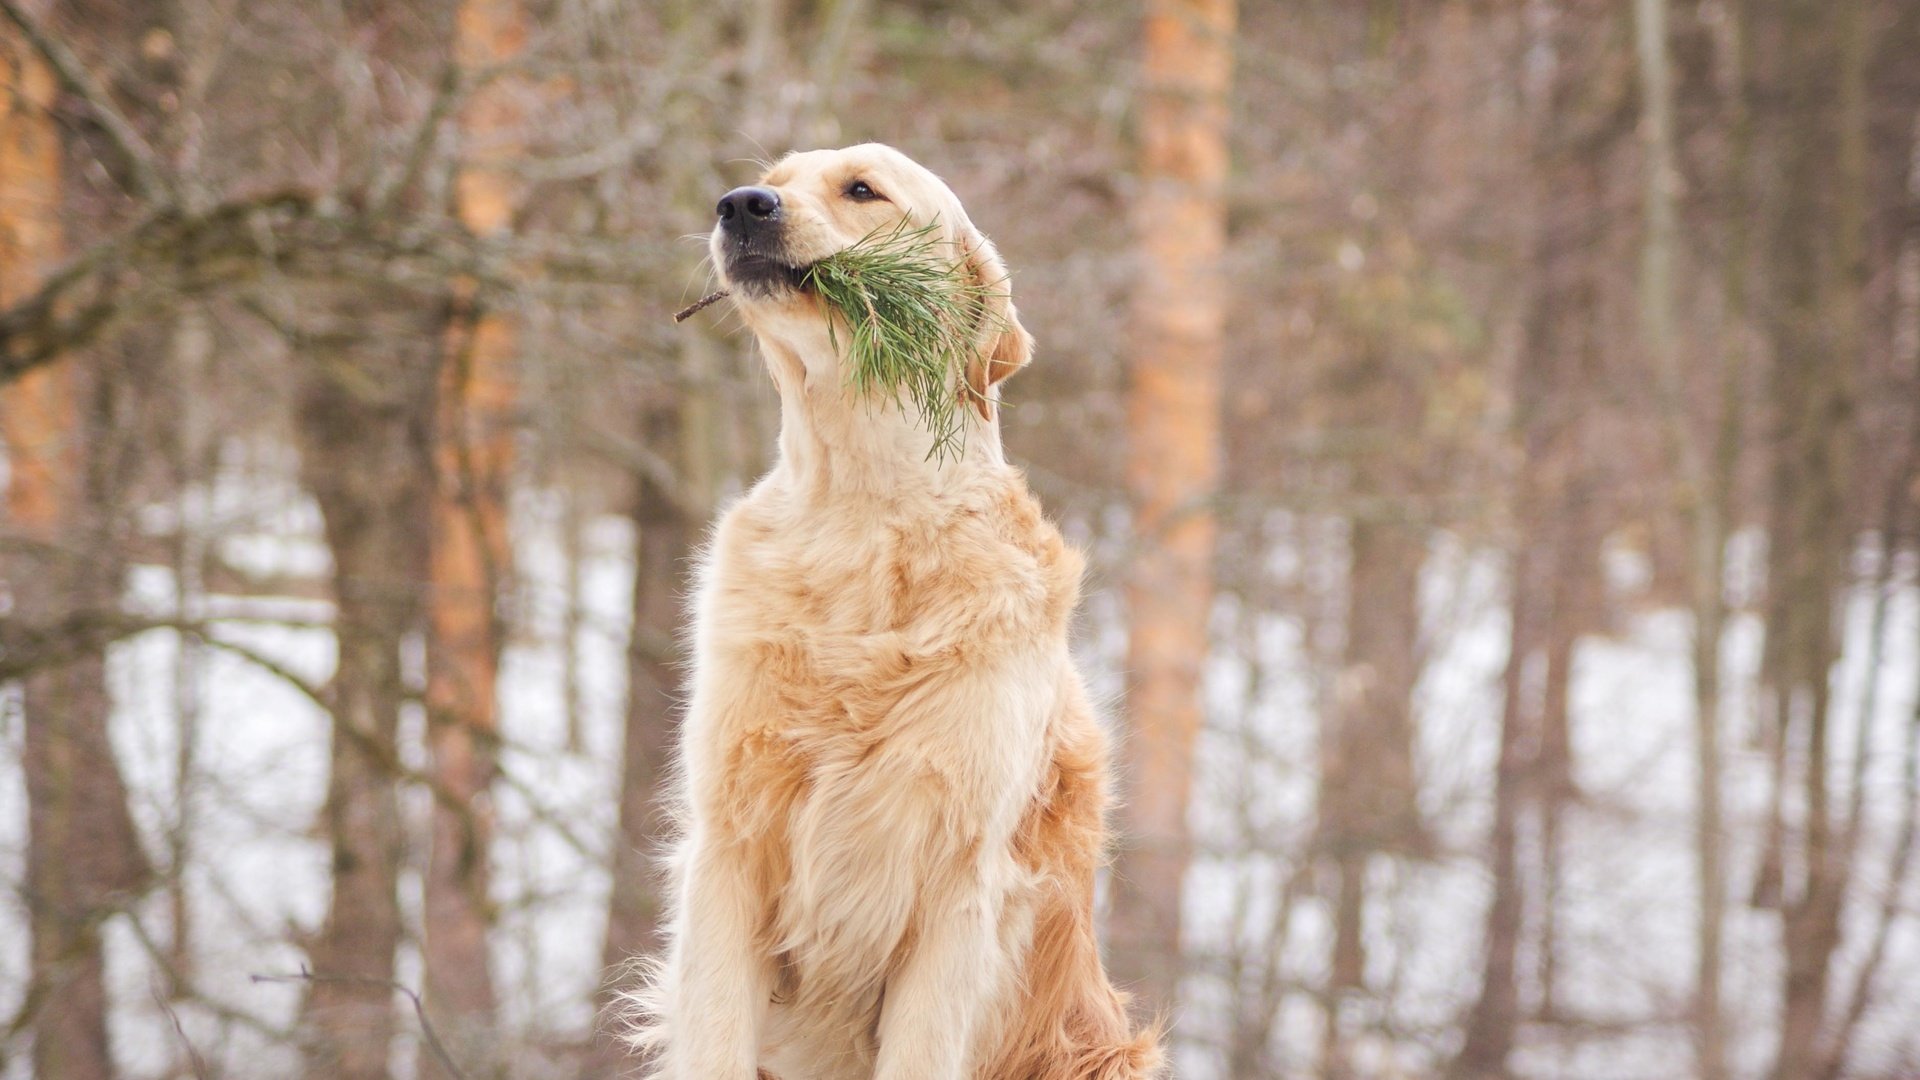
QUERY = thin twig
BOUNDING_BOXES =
[673,289,729,323]
[0,0,173,202]
[374,58,464,215]
[151,982,213,1080]
[251,968,468,1080]
[116,904,294,1045]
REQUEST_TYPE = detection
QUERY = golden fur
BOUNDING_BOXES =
[628,144,1161,1080]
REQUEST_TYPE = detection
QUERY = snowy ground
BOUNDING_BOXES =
[1,473,1915,1078]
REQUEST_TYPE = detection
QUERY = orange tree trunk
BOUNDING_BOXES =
[421,0,524,1063]
[1,11,66,531]
[2,19,150,1080]
[1107,0,1236,1022]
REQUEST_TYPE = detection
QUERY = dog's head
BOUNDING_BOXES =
[709,144,1032,412]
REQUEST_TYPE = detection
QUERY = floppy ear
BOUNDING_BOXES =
[960,229,1033,420]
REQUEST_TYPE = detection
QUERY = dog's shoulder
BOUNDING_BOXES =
[697,466,1083,643]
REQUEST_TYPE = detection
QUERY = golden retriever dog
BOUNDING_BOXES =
[628,144,1161,1080]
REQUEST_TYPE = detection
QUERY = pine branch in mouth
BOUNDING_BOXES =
[673,221,999,463]
[803,220,1000,463]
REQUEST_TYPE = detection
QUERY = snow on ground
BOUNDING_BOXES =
[1,485,1915,1078]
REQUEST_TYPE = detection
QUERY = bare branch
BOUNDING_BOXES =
[114,910,296,1047]
[573,425,702,520]
[0,608,328,682]
[150,982,212,1080]
[251,969,467,1080]
[374,58,464,215]
[0,606,609,864]
[0,187,667,384]
[0,192,321,382]
[0,0,173,203]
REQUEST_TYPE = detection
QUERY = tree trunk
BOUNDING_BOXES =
[421,295,509,1073]
[1815,60,1920,1078]
[295,298,439,1080]
[1687,357,1737,1080]
[1325,503,1425,862]
[1,8,67,534]
[419,2,525,1066]
[165,304,215,1002]
[588,324,720,1077]
[1757,0,1866,1075]
[3,17,150,1080]
[1321,508,1424,1075]
[1634,0,1679,359]
[1451,5,1615,1072]
[1108,0,1237,1022]
[591,402,691,1049]
[1448,577,1533,1080]
[1676,1,1753,1073]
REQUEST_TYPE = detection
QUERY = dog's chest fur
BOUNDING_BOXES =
[691,469,1081,1006]
[704,470,1079,692]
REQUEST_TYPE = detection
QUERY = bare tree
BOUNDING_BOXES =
[1452,3,1622,1074]
[1109,0,1239,1024]
[286,6,452,1076]
[292,301,438,1080]
[2,10,152,1077]
[1754,1,1872,1077]
[1635,0,1733,1072]
[419,0,529,1067]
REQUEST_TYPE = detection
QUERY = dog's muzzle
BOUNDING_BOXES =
[715,186,808,296]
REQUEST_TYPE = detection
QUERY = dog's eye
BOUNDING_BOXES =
[845,180,884,202]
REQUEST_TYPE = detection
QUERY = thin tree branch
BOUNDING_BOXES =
[0,609,328,682]
[0,607,611,865]
[0,188,665,385]
[114,905,296,1047]
[573,425,702,520]
[0,191,320,382]
[251,969,467,1080]
[374,58,465,215]
[150,982,213,1080]
[0,0,173,202]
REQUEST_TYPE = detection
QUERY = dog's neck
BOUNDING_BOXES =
[754,329,1006,502]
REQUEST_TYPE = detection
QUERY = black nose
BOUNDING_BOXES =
[717,186,781,231]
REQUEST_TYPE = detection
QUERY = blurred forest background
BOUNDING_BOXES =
[2,0,1919,1078]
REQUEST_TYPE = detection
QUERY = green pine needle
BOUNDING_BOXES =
[803,220,1000,462]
